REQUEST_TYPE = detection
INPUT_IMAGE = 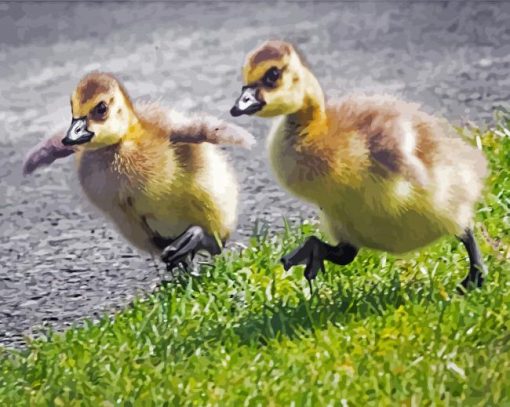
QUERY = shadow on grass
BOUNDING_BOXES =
[158,270,433,358]
[232,273,428,346]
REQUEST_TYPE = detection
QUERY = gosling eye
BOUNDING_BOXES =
[262,67,281,87]
[90,101,108,120]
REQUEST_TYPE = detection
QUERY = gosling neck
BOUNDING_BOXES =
[121,113,143,143]
[287,69,327,137]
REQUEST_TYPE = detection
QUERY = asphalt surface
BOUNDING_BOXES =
[1,1,509,347]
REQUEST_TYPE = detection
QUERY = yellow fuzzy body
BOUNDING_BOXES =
[267,95,487,254]
[238,41,487,254]
[77,103,237,254]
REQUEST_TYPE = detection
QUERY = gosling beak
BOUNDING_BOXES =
[62,117,94,146]
[230,86,265,117]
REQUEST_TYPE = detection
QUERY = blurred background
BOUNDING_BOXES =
[1,1,509,346]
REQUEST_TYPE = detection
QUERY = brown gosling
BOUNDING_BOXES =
[230,40,488,291]
[24,71,255,270]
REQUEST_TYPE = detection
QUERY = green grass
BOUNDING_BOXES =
[1,118,509,406]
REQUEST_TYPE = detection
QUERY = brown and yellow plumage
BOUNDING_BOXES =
[232,40,488,289]
[25,72,254,265]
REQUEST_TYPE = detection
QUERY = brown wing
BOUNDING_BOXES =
[366,119,431,187]
[22,130,76,176]
[329,95,432,186]
[169,115,255,149]
[136,102,255,149]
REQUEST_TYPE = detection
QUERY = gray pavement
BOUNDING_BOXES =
[1,1,509,347]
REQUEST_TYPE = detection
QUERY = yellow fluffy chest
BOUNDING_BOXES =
[77,150,152,252]
[267,117,332,204]
[267,118,450,253]
[131,178,206,238]
[319,177,450,253]
[77,147,202,253]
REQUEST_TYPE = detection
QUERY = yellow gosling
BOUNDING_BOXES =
[231,40,488,290]
[25,72,254,270]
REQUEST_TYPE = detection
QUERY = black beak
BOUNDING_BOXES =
[230,87,265,117]
[62,117,94,146]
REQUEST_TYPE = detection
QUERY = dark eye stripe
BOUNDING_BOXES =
[91,101,108,120]
[96,102,107,114]
[262,67,281,87]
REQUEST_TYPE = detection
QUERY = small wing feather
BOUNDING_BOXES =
[134,102,255,149]
[368,128,429,187]
[22,130,75,176]
[169,114,255,149]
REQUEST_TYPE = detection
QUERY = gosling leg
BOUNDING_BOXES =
[458,228,486,290]
[161,225,222,271]
[281,236,358,285]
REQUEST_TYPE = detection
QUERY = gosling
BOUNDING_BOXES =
[24,72,254,270]
[231,40,488,290]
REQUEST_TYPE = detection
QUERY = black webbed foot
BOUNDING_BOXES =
[459,265,484,291]
[457,228,486,292]
[167,253,193,274]
[281,236,324,282]
[161,225,222,271]
[281,236,358,288]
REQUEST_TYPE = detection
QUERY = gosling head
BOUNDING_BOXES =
[62,72,136,148]
[230,40,308,118]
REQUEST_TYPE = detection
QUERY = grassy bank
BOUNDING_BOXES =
[1,119,509,406]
